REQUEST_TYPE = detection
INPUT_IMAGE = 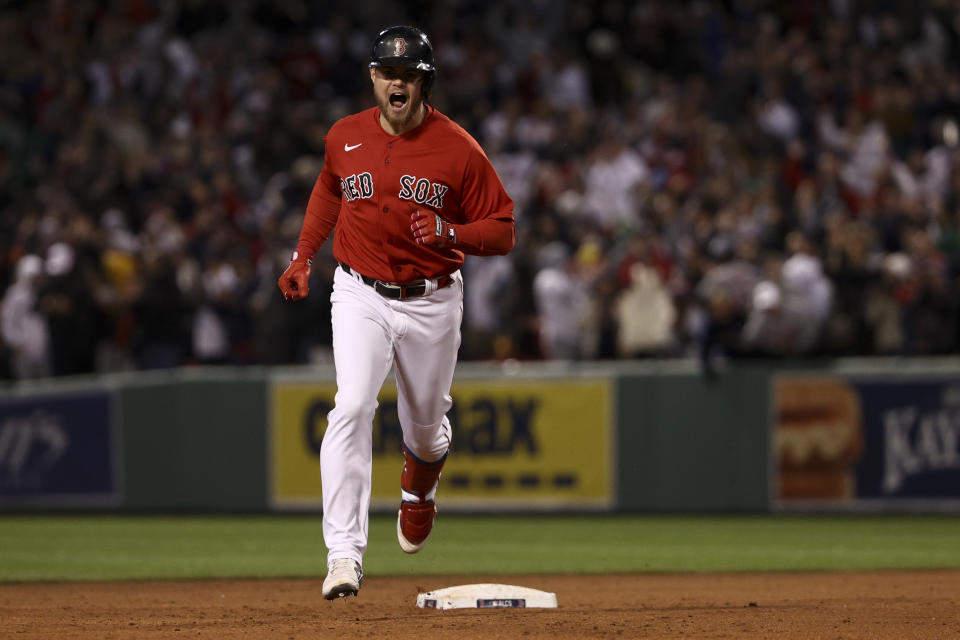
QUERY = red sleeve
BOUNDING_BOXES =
[295,167,341,261]
[452,146,515,256]
[452,218,514,255]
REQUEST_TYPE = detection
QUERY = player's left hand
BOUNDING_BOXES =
[410,210,456,247]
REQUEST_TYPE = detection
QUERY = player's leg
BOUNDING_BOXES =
[322,267,394,596]
[392,273,463,553]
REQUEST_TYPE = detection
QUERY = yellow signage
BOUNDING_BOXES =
[270,378,612,510]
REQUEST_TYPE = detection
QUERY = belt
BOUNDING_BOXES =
[339,262,452,300]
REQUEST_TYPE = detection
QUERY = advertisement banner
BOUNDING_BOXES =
[772,374,960,509]
[855,379,960,500]
[271,378,612,510]
[0,391,119,505]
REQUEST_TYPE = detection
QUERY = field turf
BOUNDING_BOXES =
[1,514,958,582]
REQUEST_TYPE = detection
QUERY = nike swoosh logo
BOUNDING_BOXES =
[344,143,363,152]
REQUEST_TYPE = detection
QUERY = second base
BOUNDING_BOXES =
[416,583,558,609]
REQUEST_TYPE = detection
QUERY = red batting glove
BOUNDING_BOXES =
[277,251,312,301]
[410,210,456,247]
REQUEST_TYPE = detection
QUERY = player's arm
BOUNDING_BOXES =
[410,211,513,254]
[278,169,341,301]
[410,147,515,255]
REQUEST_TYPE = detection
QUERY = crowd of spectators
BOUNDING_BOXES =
[3,0,960,380]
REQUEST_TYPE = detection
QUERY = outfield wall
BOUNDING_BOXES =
[1,359,958,512]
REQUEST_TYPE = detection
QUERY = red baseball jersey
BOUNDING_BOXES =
[300,105,514,283]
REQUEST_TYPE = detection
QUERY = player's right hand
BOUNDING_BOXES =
[277,252,312,301]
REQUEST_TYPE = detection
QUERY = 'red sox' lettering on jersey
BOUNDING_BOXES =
[338,172,450,208]
[301,105,514,283]
[398,175,449,208]
[340,172,374,201]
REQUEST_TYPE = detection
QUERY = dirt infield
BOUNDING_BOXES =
[2,570,957,639]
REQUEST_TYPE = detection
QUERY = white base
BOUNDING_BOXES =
[416,583,558,609]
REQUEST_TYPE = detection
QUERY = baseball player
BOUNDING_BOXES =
[277,25,515,600]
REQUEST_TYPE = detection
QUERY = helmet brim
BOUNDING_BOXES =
[369,58,434,72]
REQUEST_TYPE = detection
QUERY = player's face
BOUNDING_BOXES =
[370,66,426,134]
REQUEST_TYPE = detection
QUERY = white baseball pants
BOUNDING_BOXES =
[321,265,462,565]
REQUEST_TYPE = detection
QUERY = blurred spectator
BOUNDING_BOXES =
[821,214,880,354]
[582,129,650,231]
[615,262,676,357]
[36,243,103,376]
[692,239,763,370]
[462,254,516,360]
[863,253,911,355]
[781,231,834,345]
[133,253,189,369]
[741,280,821,357]
[532,241,590,359]
[0,255,51,379]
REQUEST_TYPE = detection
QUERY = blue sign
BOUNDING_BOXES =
[854,379,960,500]
[0,392,118,503]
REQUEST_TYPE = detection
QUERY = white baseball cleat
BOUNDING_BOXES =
[322,558,363,600]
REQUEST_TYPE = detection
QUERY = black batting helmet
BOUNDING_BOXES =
[369,26,435,93]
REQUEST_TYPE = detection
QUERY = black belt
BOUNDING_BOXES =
[339,263,452,300]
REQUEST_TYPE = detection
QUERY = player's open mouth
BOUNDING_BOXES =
[389,93,408,109]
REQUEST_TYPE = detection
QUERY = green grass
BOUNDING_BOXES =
[1,514,959,582]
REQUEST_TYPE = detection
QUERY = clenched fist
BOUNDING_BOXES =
[410,210,456,247]
[277,251,312,301]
